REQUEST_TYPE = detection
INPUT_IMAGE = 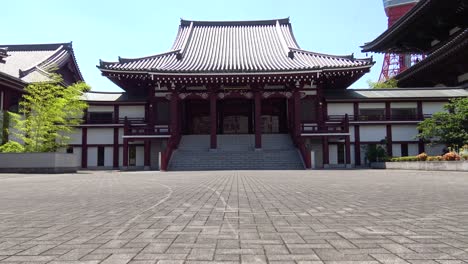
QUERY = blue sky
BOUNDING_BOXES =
[4,0,388,92]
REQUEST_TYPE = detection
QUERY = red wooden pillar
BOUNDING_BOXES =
[144,140,151,169]
[417,101,423,120]
[345,135,351,166]
[353,102,359,121]
[354,125,361,166]
[386,124,393,157]
[81,127,87,168]
[254,91,262,149]
[170,92,179,138]
[113,105,120,168]
[385,102,391,120]
[123,138,129,167]
[293,90,301,139]
[322,136,329,167]
[210,92,217,149]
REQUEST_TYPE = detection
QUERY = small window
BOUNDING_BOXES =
[66,146,74,154]
[88,112,113,124]
[359,108,385,121]
[97,146,105,167]
[337,144,345,164]
[156,101,170,124]
[300,99,317,122]
[391,108,417,120]
[401,143,409,157]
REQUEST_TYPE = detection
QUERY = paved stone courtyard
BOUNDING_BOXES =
[0,170,467,264]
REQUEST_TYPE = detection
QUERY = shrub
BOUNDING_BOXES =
[461,154,468,161]
[443,152,461,161]
[417,152,428,161]
[0,141,25,153]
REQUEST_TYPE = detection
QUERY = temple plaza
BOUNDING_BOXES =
[0,170,467,263]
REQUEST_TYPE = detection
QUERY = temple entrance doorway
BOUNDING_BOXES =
[261,98,288,134]
[219,99,253,134]
[184,100,210,134]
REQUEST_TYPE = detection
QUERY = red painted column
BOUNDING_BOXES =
[254,91,262,149]
[293,90,301,139]
[354,125,361,166]
[417,101,423,120]
[123,138,129,167]
[385,102,391,120]
[353,102,359,121]
[81,127,87,168]
[345,135,351,165]
[113,105,120,168]
[210,92,217,149]
[144,140,151,168]
[113,128,119,168]
[170,92,179,138]
[322,136,329,167]
[386,124,393,157]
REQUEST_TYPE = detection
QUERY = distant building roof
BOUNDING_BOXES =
[83,91,146,103]
[99,18,373,75]
[0,42,84,85]
[362,0,468,53]
[325,87,468,101]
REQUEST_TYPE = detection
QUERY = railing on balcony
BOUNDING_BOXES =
[126,125,171,136]
[85,116,146,124]
[327,114,431,122]
[301,115,349,134]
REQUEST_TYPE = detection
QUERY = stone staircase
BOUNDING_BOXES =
[168,134,305,171]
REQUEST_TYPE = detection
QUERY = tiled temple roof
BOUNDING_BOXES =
[99,18,373,75]
[0,42,84,84]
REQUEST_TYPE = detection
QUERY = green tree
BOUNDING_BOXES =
[8,75,89,152]
[417,98,468,147]
[367,78,398,89]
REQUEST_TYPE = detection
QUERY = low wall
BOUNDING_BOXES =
[371,161,468,171]
[0,153,79,173]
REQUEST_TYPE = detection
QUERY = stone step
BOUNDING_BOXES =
[170,134,304,171]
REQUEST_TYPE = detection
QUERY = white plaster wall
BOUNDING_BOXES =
[87,147,97,167]
[408,144,419,156]
[120,106,145,119]
[425,144,445,156]
[392,144,402,157]
[359,103,385,109]
[327,103,353,115]
[88,105,114,112]
[423,102,446,115]
[136,146,144,166]
[392,125,418,141]
[87,128,114,144]
[350,145,355,165]
[391,102,417,108]
[349,125,355,142]
[360,126,387,142]
[118,128,124,144]
[329,144,338,165]
[74,147,82,166]
[69,129,82,145]
[104,147,113,167]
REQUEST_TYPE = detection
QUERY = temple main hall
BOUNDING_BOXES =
[93,18,377,170]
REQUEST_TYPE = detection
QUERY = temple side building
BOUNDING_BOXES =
[0,43,83,142]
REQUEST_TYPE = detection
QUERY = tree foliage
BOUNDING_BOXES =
[367,78,398,89]
[417,98,468,147]
[8,75,89,152]
[0,141,25,153]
